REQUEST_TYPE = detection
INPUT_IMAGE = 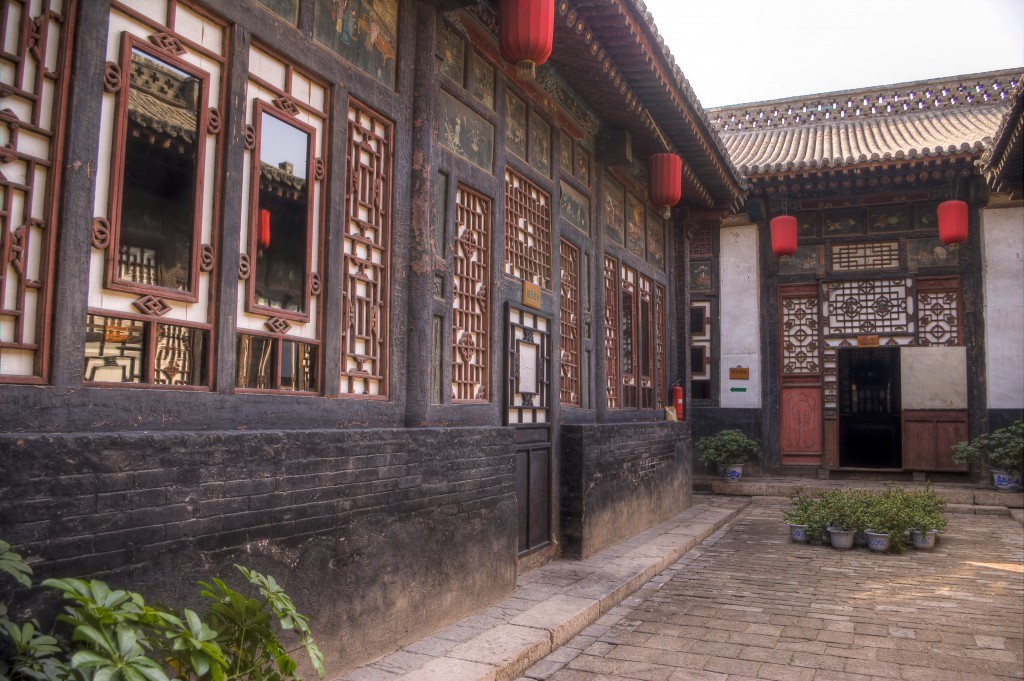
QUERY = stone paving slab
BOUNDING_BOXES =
[527,499,1024,681]
[338,497,750,681]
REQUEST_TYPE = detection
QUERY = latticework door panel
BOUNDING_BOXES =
[341,100,393,397]
[452,185,491,402]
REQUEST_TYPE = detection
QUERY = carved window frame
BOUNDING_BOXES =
[559,239,581,407]
[86,2,227,389]
[244,100,316,322]
[452,183,491,403]
[104,34,211,303]
[603,254,619,408]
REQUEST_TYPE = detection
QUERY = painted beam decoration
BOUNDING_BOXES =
[314,0,398,88]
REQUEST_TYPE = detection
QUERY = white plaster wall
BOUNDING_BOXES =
[901,347,968,409]
[981,205,1024,409]
[718,224,761,408]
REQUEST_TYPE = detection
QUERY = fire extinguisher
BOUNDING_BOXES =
[672,381,685,421]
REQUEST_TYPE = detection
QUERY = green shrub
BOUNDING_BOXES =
[0,540,323,681]
[906,483,948,532]
[952,420,1023,477]
[696,429,762,467]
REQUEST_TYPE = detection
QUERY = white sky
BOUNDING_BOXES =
[641,0,1024,108]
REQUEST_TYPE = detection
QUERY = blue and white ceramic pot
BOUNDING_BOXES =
[865,530,890,552]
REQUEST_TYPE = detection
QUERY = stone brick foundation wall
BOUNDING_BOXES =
[0,427,517,673]
[560,422,690,559]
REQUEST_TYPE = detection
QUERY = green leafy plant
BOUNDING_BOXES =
[696,429,762,467]
[1,540,323,681]
[781,486,815,526]
[905,483,948,532]
[952,420,1023,478]
[863,485,914,552]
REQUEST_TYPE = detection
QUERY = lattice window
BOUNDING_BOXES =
[559,239,580,406]
[637,274,655,409]
[603,255,619,408]
[781,295,821,374]
[655,284,666,409]
[341,100,393,397]
[688,223,712,258]
[0,0,74,381]
[452,185,491,402]
[822,278,914,337]
[504,167,552,288]
[831,241,900,272]
[507,307,549,424]
[620,265,637,407]
[916,278,961,347]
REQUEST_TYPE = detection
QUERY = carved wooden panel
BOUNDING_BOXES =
[780,387,823,457]
[452,185,490,402]
[341,100,392,397]
[506,306,550,425]
[830,241,900,272]
[781,294,820,375]
[688,222,713,258]
[0,0,74,381]
[916,278,961,347]
[822,277,914,337]
[603,255,619,408]
[559,239,580,406]
[504,167,552,289]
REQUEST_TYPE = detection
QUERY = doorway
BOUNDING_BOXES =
[838,347,901,468]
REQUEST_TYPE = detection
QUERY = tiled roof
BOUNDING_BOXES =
[708,70,1021,176]
[983,77,1024,194]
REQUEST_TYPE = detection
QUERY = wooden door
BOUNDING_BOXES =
[506,305,552,555]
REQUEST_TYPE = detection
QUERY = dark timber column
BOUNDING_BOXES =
[51,0,110,386]
[211,26,249,393]
[404,1,439,426]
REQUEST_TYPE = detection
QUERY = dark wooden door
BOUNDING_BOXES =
[506,305,552,555]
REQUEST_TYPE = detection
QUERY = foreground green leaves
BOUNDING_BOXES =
[1,546,323,681]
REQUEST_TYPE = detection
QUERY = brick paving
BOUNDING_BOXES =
[528,499,1024,681]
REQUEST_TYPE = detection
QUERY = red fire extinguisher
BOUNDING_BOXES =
[672,382,685,421]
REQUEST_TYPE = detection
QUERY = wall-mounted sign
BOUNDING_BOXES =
[857,335,880,347]
[522,281,542,309]
[729,367,750,380]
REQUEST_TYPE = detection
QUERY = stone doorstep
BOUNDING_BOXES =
[343,498,750,681]
[697,476,1024,510]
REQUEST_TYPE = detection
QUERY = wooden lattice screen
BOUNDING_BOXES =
[452,184,491,402]
[341,100,392,397]
[559,239,580,406]
[503,167,552,289]
[603,254,619,408]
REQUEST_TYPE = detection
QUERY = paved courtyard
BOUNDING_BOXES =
[528,500,1024,681]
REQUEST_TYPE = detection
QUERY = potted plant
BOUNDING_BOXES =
[863,485,913,553]
[952,421,1023,491]
[819,489,860,550]
[782,486,815,542]
[696,429,762,482]
[907,483,948,549]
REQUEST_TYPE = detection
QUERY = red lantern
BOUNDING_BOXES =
[937,199,968,245]
[649,153,682,219]
[770,215,798,256]
[499,0,554,79]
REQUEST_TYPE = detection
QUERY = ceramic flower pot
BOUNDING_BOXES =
[910,529,938,549]
[827,527,855,550]
[788,523,809,543]
[991,469,1023,492]
[864,530,890,552]
[719,463,743,482]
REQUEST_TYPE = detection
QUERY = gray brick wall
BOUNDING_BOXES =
[560,422,692,559]
[0,427,517,672]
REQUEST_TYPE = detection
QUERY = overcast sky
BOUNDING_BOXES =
[641,0,1024,108]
